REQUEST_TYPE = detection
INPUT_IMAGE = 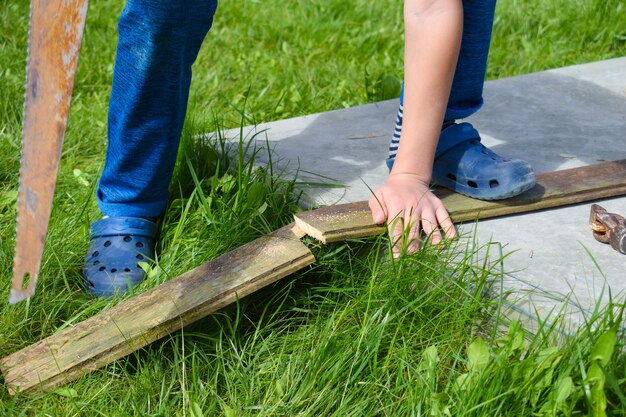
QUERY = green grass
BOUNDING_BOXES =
[1,0,626,415]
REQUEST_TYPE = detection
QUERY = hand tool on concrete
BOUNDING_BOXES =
[9,0,88,304]
[589,204,626,255]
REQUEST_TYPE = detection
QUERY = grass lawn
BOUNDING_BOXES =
[1,0,626,415]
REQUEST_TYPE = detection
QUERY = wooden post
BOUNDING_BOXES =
[1,225,315,395]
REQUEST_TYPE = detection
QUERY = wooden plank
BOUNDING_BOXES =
[1,225,315,395]
[4,160,625,394]
[294,159,626,243]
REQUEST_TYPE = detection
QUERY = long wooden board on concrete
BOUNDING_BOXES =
[294,159,626,243]
[5,159,626,395]
[1,225,315,395]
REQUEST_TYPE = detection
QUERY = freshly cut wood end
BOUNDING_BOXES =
[294,215,327,243]
[294,201,385,244]
[290,223,308,239]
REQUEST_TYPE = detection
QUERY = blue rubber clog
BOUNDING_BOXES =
[83,217,157,297]
[432,123,536,200]
[386,123,536,200]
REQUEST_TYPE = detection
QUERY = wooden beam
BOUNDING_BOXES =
[4,159,626,395]
[294,159,626,243]
[1,225,315,395]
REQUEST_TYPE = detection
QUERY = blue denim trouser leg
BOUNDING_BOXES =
[399,0,497,119]
[97,0,218,218]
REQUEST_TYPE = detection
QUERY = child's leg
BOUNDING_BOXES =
[389,0,495,161]
[388,0,535,200]
[445,0,496,120]
[97,0,218,219]
[85,0,217,297]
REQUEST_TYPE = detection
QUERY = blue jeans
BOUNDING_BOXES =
[97,0,495,217]
[400,0,497,120]
[97,0,218,218]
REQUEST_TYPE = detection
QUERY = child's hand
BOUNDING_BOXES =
[369,172,457,257]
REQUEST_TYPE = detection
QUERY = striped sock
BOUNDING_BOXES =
[387,103,455,161]
[387,104,403,161]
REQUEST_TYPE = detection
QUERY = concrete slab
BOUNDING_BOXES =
[221,57,626,326]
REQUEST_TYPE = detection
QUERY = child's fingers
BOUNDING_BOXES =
[406,210,421,253]
[420,209,442,245]
[368,192,388,224]
[389,211,405,258]
[435,205,457,239]
[407,238,420,254]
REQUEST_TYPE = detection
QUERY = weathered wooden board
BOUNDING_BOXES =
[4,159,626,395]
[1,225,314,395]
[294,159,626,243]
